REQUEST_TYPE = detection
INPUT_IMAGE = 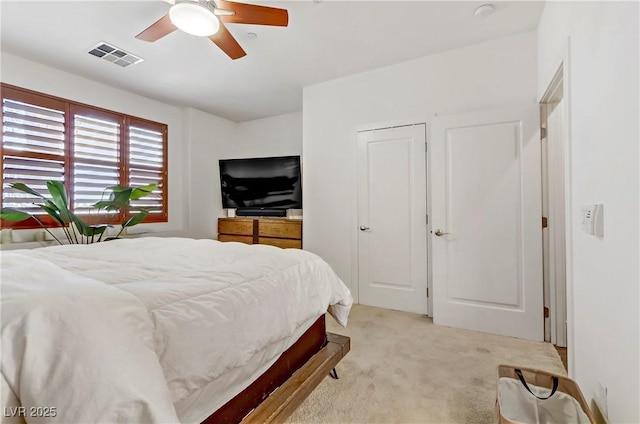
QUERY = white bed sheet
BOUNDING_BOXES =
[1,237,353,423]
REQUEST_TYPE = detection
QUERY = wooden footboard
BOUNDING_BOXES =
[244,332,350,423]
[202,315,351,424]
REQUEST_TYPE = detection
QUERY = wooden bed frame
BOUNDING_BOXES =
[202,315,350,424]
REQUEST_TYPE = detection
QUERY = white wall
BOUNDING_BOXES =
[0,52,188,236]
[236,112,302,158]
[186,110,303,238]
[303,31,537,293]
[537,2,639,421]
[185,107,237,238]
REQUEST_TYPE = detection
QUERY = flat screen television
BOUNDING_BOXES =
[219,155,302,216]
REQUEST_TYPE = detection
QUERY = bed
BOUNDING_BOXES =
[0,237,353,423]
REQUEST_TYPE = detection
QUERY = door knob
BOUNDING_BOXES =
[434,229,449,236]
[359,226,370,231]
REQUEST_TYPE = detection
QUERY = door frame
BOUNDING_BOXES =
[350,118,431,316]
[539,38,574,372]
[541,83,566,346]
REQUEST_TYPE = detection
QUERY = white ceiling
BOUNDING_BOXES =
[0,1,544,122]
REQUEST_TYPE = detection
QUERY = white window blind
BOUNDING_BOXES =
[2,98,65,215]
[129,124,165,214]
[72,112,121,214]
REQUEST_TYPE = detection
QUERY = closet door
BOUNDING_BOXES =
[357,124,428,314]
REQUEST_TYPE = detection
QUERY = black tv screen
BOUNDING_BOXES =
[219,155,302,210]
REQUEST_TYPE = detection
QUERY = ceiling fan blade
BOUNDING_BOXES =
[215,0,288,26]
[209,21,247,60]
[135,14,177,42]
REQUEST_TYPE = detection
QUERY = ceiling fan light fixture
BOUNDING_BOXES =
[169,1,220,37]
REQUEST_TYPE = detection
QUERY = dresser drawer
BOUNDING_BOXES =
[218,234,253,244]
[217,218,303,249]
[258,237,302,249]
[258,220,302,239]
[218,219,254,236]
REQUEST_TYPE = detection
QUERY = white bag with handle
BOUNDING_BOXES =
[496,365,595,424]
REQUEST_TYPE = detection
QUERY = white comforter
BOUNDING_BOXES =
[1,237,353,423]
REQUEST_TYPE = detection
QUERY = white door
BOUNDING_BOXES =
[431,107,543,341]
[357,124,428,314]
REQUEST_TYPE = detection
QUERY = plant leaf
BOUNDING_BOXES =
[112,189,132,204]
[85,224,109,237]
[130,184,157,200]
[10,183,46,199]
[46,180,68,207]
[94,189,132,211]
[94,184,157,212]
[71,213,89,236]
[36,204,65,226]
[0,207,31,222]
[105,185,129,193]
[46,181,72,223]
[93,201,121,211]
[41,199,58,209]
[122,211,148,228]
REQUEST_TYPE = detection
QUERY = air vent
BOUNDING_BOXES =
[88,42,144,68]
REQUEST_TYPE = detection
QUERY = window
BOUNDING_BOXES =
[1,84,168,229]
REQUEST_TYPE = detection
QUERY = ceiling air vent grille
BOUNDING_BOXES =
[88,42,144,68]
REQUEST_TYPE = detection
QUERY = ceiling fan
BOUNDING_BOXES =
[136,0,289,60]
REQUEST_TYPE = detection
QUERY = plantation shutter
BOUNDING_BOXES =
[1,89,66,223]
[71,106,122,217]
[128,118,167,221]
[1,84,169,229]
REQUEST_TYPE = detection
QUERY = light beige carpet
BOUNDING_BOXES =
[285,304,566,424]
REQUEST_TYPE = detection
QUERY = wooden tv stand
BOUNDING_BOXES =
[218,217,303,249]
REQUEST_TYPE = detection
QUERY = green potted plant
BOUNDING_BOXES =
[0,181,157,245]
